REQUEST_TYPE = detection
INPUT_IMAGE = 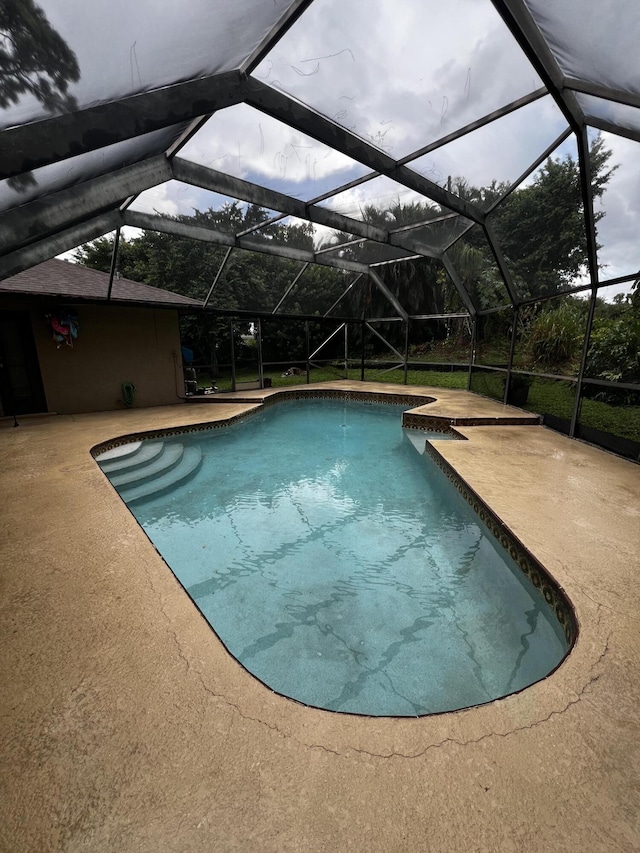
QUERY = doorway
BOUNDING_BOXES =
[0,311,47,416]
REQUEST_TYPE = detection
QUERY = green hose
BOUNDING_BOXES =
[121,381,136,408]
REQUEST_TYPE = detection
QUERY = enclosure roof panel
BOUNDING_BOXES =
[0,0,639,312]
[521,0,640,98]
[179,103,371,201]
[254,0,543,160]
[0,124,189,215]
[0,0,299,130]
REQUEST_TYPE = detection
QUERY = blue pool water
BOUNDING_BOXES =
[116,399,568,716]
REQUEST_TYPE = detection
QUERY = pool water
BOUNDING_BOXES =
[120,399,568,716]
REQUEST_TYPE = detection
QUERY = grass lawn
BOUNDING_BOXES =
[470,370,640,443]
[198,364,640,445]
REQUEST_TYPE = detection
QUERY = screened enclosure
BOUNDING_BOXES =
[1,0,639,458]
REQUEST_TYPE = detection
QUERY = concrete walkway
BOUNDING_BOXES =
[1,382,639,852]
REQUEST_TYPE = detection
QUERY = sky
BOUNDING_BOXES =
[40,0,638,297]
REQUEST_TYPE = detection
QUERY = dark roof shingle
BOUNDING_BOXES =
[0,259,202,309]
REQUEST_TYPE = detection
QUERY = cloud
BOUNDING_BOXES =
[129,182,181,217]
[594,134,640,285]
[254,0,542,159]
[179,105,370,200]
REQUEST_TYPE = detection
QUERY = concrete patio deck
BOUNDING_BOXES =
[1,382,639,852]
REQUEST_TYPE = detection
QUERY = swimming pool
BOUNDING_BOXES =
[97,397,573,716]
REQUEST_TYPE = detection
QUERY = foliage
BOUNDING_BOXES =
[584,286,640,400]
[73,139,635,408]
[527,301,584,367]
[74,205,352,366]
[490,135,616,300]
[0,0,79,111]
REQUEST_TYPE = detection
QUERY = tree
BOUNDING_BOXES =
[73,206,347,366]
[1,0,80,190]
[74,138,618,368]
[0,0,79,112]
[584,284,640,401]
[490,135,616,299]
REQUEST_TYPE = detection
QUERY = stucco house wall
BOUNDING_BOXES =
[0,260,200,416]
[32,303,183,414]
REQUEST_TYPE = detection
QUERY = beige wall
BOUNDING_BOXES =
[28,302,184,414]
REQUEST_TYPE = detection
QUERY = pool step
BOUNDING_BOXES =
[108,443,184,488]
[98,441,164,474]
[95,441,142,463]
[117,445,203,505]
[403,429,427,454]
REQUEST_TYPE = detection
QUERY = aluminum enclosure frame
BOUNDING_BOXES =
[0,0,638,448]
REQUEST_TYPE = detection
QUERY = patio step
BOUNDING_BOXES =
[98,441,164,474]
[109,443,184,488]
[118,446,203,505]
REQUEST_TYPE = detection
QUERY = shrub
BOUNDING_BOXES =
[527,302,583,366]
[585,312,640,403]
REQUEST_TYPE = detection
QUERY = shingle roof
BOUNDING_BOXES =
[0,259,202,309]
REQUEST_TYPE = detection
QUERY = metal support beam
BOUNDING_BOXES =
[272,262,310,313]
[0,72,246,180]
[483,219,520,306]
[490,0,585,132]
[370,254,423,268]
[171,159,441,260]
[563,78,640,112]
[244,81,486,225]
[307,170,378,206]
[165,116,213,161]
[398,87,548,165]
[409,312,470,321]
[568,123,600,437]
[344,323,348,378]
[468,316,477,391]
[106,227,121,301]
[441,254,478,316]
[478,303,514,316]
[486,128,572,214]
[0,157,171,255]
[403,320,410,385]
[580,117,640,147]
[367,269,409,321]
[256,318,264,388]
[364,322,405,362]
[503,305,519,404]
[390,211,458,235]
[576,125,600,289]
[309,324,345,361]
[315,237,366,257]
[570,288,597,437]
[323,274,363,318]
[229,319,237,391]
[0,211,123,281]
[124,210,371,274]
[242,0,316,74]
[204,247,234,308]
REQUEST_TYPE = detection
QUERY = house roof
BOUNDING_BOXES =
[0,259,203,310]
